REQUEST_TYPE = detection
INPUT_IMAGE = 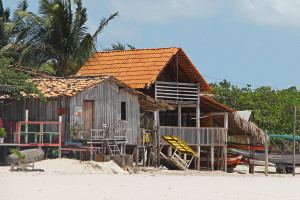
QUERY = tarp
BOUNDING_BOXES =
[269,134,300,141]
[236,110,252,121]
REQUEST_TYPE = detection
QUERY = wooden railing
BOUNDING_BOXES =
[159,126,226,146]
[155,81,199,102]
[15,121,62,147]
[90,128,128,141]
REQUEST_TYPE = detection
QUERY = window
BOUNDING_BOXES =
[121,102,127,120]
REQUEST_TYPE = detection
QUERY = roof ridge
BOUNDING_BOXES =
[96,47,180,54]
[31,75,110,80]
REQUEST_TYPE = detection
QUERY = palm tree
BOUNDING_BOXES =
[103,42,136,51]
[15,0,118,76]
[0,0,10,49]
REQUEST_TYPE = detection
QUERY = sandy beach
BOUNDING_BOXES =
[1,159,300,200]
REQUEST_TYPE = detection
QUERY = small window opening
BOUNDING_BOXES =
[121,102,127,120]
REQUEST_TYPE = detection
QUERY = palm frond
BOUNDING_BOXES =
[93,12,118,40]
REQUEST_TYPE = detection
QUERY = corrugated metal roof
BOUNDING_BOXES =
[77,47,210,91]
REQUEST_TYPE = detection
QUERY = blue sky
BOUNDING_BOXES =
[4,0,300,89]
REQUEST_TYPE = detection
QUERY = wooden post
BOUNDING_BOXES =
[25,109,29,144]
[167,145,172,156]
[196,95,201,171]
[264,131,268,176]
[249,136,255,174]
[58,116,62,158]
[293,106,296,176]
[224,112,228,173]
[211,146,214,171]
[136,146,139,166]
[197,145,201,170]
[178,104,182,128]
[153,111,160,167]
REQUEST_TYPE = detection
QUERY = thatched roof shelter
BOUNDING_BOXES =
[228,112,266,144]
[201,96,266,144]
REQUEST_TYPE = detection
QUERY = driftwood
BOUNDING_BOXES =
[7,149,44,171]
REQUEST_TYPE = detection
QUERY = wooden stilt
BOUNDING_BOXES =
[249,136,255,174]
[211,146,214,171]
[58,116,62,158]
[135,146,139,166]
[264,131,269,176]
[167,145,172,156]
[197,145,201,170]
[25,109,29,144]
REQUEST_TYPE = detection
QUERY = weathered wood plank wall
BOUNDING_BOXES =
[69,79,140,145]
[0,79,140,145]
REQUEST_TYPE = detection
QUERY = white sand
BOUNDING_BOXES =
[1,159,300,200]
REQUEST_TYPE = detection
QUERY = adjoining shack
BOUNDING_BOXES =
[0,76,165,164]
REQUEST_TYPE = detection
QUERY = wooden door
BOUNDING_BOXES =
[83,100,94,135]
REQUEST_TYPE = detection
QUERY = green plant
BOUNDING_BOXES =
[10,149,26,162]
[70,123,82,140]
[0,128,6,138]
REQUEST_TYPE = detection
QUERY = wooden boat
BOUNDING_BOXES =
[200,154,242,169]
[229,149,300,165]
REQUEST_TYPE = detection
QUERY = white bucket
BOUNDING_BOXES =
[0,138,4,143]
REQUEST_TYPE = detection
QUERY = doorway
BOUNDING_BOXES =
[83,100,94,134]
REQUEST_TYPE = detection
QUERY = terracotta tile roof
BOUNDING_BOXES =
[77,47,210,91]
[30,76,109,98]
[201,95,235,113]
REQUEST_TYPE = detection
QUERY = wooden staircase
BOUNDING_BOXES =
[106,140,121,155]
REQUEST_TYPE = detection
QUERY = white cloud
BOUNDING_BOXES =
[106,0,220,24]
[104,0,300,27]
[237,0,300,27]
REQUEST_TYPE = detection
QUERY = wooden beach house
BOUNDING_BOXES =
[76,47,266,170]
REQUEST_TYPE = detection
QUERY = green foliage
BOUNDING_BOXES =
[12,0,118,76]
[0,127,6,137]
[10,148,26,162]
[0,65,41,99]
[211,80,300,134]
[70,122,83,140]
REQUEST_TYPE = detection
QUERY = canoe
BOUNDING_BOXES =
[200,154,242,168]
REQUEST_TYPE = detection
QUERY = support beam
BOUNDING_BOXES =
[249,136,255,174]
[154,111,160,167]
[197,145,201,170]
[178,104,182,127]
[58,116,62,158]
[167,146,172,156]
[293,106,296,176]
[224,112,228,173]
[211,146,214,171]
[25,109,29,144]
[264,131,269,176]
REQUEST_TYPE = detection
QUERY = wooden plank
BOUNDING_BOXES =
[156,81,199,86]
[156,85,198,90]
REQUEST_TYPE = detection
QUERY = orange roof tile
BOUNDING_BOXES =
[77,47,210,91]
[30,76,109,98]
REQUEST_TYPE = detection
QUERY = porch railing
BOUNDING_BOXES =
[159,126,226,146]
[90,128,128,141]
